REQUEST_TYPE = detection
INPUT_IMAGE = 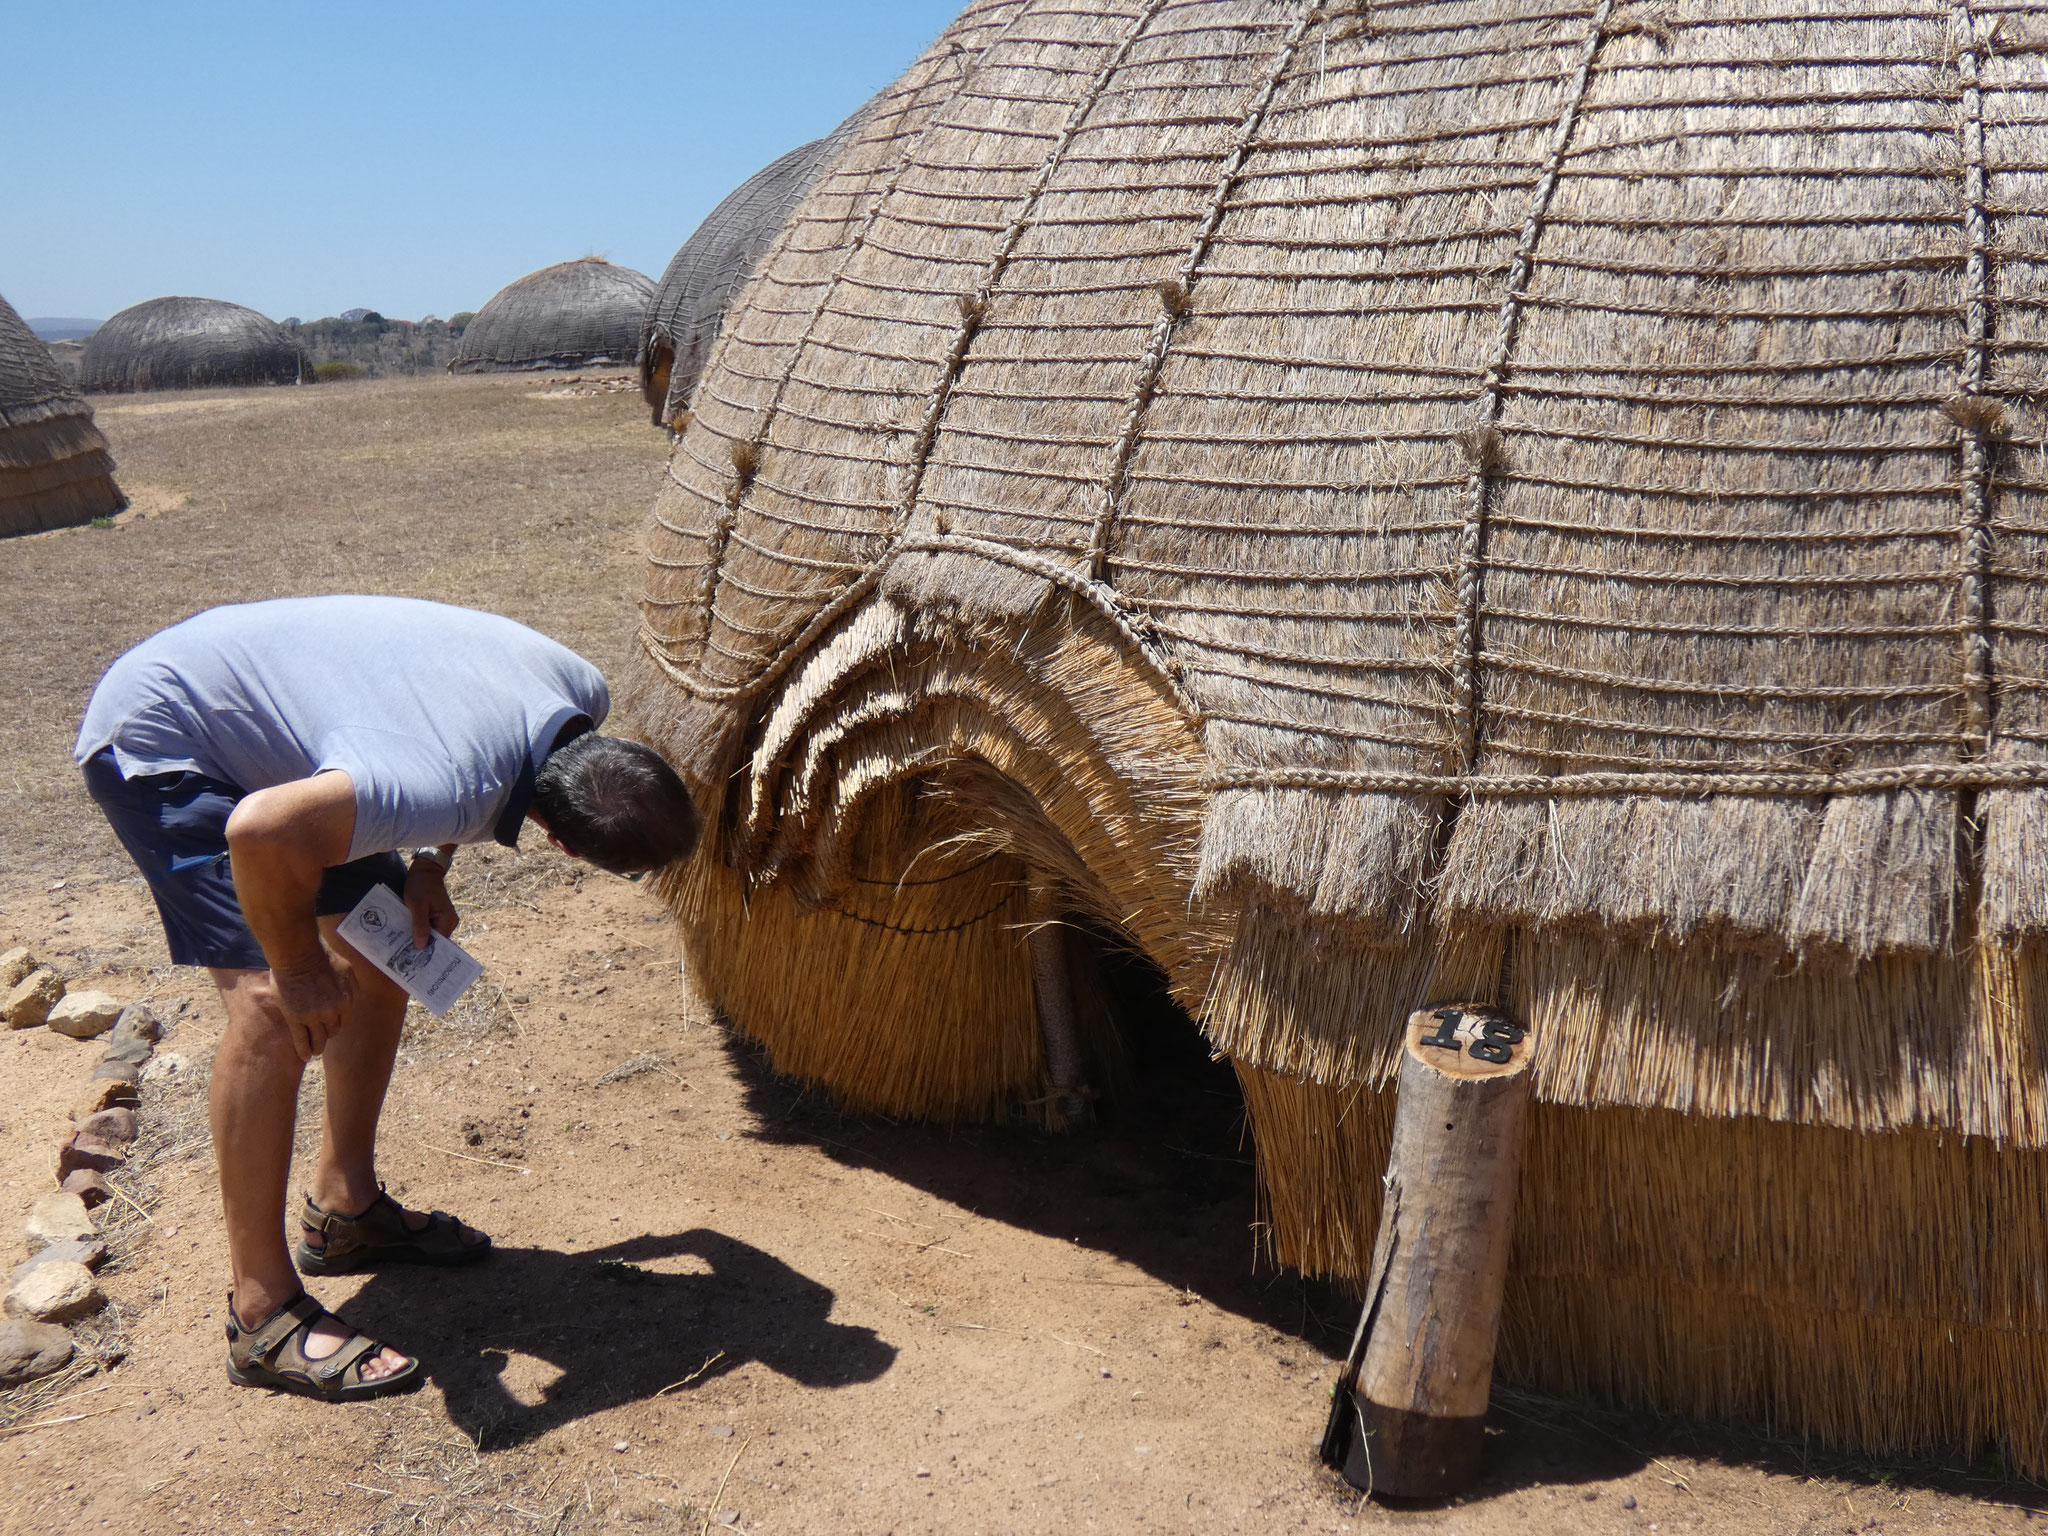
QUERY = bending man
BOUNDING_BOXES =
[74,595,698,1400]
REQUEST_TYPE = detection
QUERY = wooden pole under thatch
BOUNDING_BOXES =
[1321,1004,1534,1498]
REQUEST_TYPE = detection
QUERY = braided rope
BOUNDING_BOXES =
[1202,760,2048,799]
[1083,0,1327,583]
[906,0,1171,539]
[681,7,1032,670]
[1952,0,1997,755]
[637,529,1200,721]
[1448,0,1613,774]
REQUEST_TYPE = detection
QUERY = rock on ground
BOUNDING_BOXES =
[47,991,122,1039]
[0,948,34,991]
[11,1237,108,1286]
[59,1169,113,1208]
[71,1078,138,1119]
[24,1191,97,1247]
[0,1319,74,1386]
[74,1108,137,1145]
[110,1003,161,1045]
[99,1035,153,1067]
[90,1059,139,1087]
[4,968,64,1030]
[56,1133,128,1180]
[139,1051,187,1084]
[5,1261,104,1324]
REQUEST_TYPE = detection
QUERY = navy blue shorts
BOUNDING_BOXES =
[81,748,407,971]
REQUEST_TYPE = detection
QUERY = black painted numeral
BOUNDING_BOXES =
[1419,1007,1463,1051]
[1468,1015,1525,1065]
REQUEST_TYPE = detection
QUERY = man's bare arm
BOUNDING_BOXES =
[225,771,359,1060]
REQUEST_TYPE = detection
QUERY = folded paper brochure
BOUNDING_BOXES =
[336,882,483,1017]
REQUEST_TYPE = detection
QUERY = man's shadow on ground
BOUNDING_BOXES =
[348,1229,895,1449]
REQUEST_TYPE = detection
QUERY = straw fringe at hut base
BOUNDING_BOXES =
[663,801,1045,1120]
[1245,1073,2048,1471]
[0,424,123,534]
[0,293,123,535]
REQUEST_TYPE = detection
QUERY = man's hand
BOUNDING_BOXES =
[405,859,459,949]
[270,950,356,1061]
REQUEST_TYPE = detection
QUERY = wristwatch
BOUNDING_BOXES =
[411,846,453,873]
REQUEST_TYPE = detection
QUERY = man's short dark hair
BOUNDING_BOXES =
[532,734,699,875]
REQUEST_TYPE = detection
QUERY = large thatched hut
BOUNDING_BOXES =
[641,104,876,427]
[449,258,654,374]
[0,293,123,535]
[81,297,307,393]
[631,0,2048,1474]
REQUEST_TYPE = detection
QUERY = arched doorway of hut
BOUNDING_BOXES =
[668,758,1319,1337]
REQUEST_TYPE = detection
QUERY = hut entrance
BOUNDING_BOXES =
[1054,915,1247,1177]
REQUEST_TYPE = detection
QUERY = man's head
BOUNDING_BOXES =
[530,734,700,876]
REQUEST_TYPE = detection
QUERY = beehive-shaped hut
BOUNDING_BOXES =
[641,103,877,426]
[450,258,655,374]
[631,0,2048,1472]
[0,293,123,535]
[81,297,307,393]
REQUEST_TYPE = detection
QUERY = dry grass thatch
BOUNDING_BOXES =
[626,0,2048,1469]
[80,296,308,394]
[0,292,123,535]
[451,257,656,374]
[640,101,879,427]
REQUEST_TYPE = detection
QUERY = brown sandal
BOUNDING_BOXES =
[296,1188,491,1275]
[224,1291,419,1400]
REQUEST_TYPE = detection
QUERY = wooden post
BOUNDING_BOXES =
[1320,1002,1535,1498]
[1027,889,1093,1129]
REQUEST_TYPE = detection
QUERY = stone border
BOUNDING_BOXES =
[3,947,180,1387]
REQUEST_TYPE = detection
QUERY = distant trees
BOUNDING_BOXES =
[284,313,466,377]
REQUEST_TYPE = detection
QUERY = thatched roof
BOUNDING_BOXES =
[641,102,876,426]
[449,258,655,374]
[631,0,2048,1473]
[81,297,308,393]
[0,292,123,535]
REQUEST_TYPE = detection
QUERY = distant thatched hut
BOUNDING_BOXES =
[641,103,875,427]
[633,0,2048,1474]
[42,340,84,388]
[0,293,123,536]
[82,297,308,393]
[449,258,654,374]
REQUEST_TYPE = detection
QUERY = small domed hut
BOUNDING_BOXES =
[0,292,123,535]
[632,0,2048,1474]
[449,258,654,374]
[641,103,875,427]
[81,297,307,393]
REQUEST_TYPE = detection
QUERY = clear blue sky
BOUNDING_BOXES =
[1,1,962,323]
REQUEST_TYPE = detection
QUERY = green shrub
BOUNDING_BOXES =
[313,360,367,383]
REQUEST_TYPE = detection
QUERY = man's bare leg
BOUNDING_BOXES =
[208,961,409,1379]
[299,920,483,1252]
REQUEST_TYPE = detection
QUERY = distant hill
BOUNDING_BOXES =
[26,318,100,341]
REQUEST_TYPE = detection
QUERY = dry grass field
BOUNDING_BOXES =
[0,375,2038,1534]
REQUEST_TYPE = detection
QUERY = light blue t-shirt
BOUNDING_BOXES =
[75,596,609,861]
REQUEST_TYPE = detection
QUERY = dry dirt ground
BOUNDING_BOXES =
[0,375,2041,1535]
